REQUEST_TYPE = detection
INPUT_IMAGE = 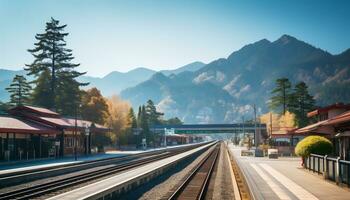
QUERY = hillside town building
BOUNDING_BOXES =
[295,103,350,160]
[0,105,108,162]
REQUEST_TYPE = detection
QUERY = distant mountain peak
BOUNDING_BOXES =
[256,38,271,45]
[128,67,155,73]
[275,34,298,45]
[151,72,168,79]
[160,61,206,76]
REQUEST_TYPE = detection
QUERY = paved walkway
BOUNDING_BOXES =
[228,144,350,200]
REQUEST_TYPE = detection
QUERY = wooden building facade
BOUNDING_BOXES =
[0,105,108,162]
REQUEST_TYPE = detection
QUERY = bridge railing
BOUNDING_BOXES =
[304,154,350,187]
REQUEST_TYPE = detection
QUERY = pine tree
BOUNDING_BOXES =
[0,101,11,114]
[137,106,142,128]
[140,105,149,134]
[164,117,183,125]
[25,17,87,112]
[290,82,315,127]
[31,69,52,108]
[145,99,163,126]
[126,108,137,144]
[269,78,293,114]
[140,105,151,143]
[6,75,31,106]
[127,108,137,129]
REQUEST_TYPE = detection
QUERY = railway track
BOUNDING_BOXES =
[0,142,213,200]
[168,143,220,200]
[0,143,208,188]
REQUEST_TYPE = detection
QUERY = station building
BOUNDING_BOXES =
[0,105,108,162]
[295,103,350,160]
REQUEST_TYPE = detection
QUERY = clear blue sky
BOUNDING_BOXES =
[0,0,349,77]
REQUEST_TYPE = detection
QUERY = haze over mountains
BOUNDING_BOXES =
[0,62,205,101]
[121,35,350,123]
[1,35,350,123]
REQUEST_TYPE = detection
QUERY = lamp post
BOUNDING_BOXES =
[74,106,78,161]
[254,104,257,148]
[164,128,167,147]
[74,103,82,161]
[85,124,90,155]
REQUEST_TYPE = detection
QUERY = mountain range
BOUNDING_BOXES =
[1,34,349,124]
[121,35,350,123]
[0,62,205,101]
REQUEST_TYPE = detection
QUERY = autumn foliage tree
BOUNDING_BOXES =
[81,88,109,125]
[104,96,131,145]
[260,111,296,135]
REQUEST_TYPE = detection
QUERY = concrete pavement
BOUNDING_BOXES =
[228,144,350,200]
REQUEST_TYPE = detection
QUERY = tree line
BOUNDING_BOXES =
[3,18,86,116]
[120,99,182,147]
[269,78,315,127]
[1,18,183,149]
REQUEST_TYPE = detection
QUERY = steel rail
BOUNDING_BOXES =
[168,143,220,200]
[0,143,213,200]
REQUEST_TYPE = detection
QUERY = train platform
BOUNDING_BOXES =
[0,142,206,176]
[228,144,350,200]
[48,142,213,200]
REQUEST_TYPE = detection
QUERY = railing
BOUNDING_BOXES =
[339,160,350,185]
[304,154,350,187]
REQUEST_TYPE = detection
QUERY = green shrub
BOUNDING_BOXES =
[295,135,333,157]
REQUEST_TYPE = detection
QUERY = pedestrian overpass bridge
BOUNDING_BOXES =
[151,123,267,135]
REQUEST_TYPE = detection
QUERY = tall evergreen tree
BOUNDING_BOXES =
[269,78,293,114]
[145,99,163,126]
[6,75,31,106]
[139,105,151,143]
[290,82,315,127]
[31,69,52,108]
[140,105,149,134]
[164,117,183,125]
[125,108,137,144]
[127,108,138,129]
[0,101,10,114]
[25,17,87,113]
[137,106,142,128]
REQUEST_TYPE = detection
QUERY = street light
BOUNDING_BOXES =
[84,123,90,155]
[164,128,167,147]
[74,103,82,161]
[254,104,258,148]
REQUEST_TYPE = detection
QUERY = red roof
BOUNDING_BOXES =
[37,116,108,132]
[324,110,350,126]
[307,103,350,117]
[7,105,108,133]
[0,116,59,134]
[10,105,59,117]
[295,120,329,134]
[39,116,72,127]
[63,118,107,130]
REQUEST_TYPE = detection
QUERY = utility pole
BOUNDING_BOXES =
[270,112,273,136]
[242,116,245,136]
[164,128,167,147]
[74,105,78,161]
[254,104,257,148]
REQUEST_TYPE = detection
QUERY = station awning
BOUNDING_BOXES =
[0,116,59,134]
[324,111,350,126]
